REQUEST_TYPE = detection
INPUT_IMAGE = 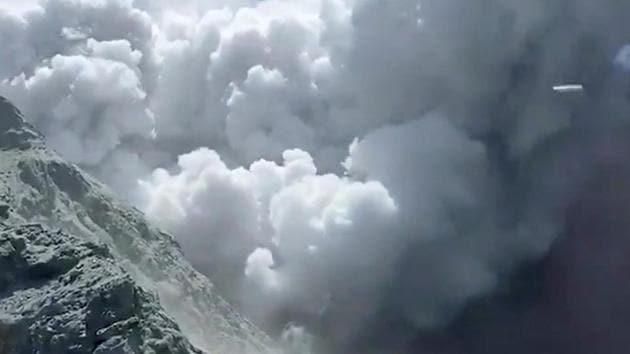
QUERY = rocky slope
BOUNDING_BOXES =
[0,97,275,353]
[0,224,201,353]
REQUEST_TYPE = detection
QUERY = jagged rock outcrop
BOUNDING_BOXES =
[0,224,201,354]
[0,97,275,353]
[0,97,41,151]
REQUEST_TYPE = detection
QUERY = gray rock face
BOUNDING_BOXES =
[0,98,275,353]
[0,224,201,354]
[0,97,41,151]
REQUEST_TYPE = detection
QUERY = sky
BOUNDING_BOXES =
[1,0,630,353]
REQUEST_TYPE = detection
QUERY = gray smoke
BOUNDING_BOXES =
[1,0,630,352]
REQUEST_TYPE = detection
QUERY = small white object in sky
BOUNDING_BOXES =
[553,84,584,93]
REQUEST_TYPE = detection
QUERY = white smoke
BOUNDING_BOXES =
[139,115,559,345]
[615,45,630,72]
[3,54,154,165]
[1,0,630,351]
[280,322,314,354]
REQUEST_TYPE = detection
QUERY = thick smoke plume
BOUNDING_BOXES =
[2,0,630,352]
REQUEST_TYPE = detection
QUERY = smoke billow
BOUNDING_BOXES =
[2,0,630,352]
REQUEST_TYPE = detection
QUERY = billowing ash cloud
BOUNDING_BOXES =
[4,54,153,164]
[2,0,630,352]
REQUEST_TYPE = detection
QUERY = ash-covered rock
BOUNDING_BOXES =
[0,97,275,353]
[0,97,42,151]
[0,224,200,354]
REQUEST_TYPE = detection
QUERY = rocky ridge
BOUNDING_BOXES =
[0,97,275,353]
